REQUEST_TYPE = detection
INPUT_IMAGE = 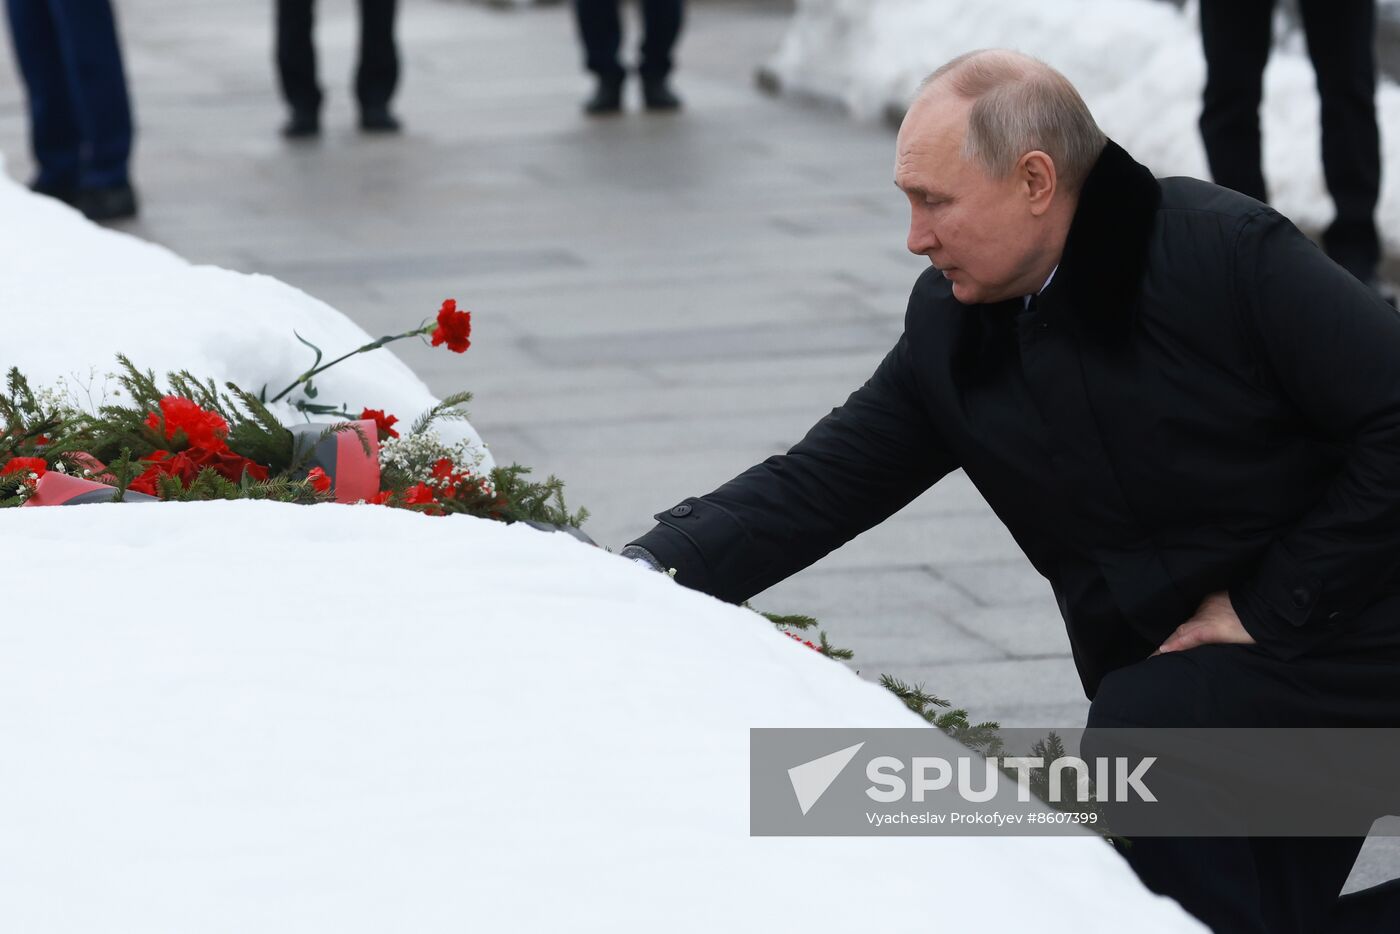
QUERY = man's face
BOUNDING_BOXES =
[895,93,1045,304]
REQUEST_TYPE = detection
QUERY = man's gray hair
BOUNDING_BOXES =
[921,50,1106,191]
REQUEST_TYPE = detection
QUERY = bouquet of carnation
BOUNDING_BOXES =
[0,300,586,531]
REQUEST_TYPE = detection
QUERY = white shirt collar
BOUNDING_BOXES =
[1023,265,1059,309]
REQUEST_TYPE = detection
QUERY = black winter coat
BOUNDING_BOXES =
[629,141,1400,695]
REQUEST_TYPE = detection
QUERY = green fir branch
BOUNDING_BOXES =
[409,390,474,436]
[817,630,854,660]
[487,464,587,527]
[759,611,819,630]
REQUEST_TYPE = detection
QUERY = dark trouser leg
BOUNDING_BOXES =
[276,0,321,112]
[1085,647,1385,934]
[4,0,81,190]
[1198,0,1275,202]
[48,0,133,189]
[573,0,624,81]
[355,0,398,110]
[638,0,682,82]
[1298,0,1381,281]
[7,0,132,190]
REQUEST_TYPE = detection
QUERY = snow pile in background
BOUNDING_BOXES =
[0,501,1204,932]
[766,0,1400,252]
[0,160,492,469]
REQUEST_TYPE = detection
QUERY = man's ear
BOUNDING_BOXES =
[1021,151,1057,216]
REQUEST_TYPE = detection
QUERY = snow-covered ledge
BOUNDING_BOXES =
[0,157,491,470]
[762,0,1400,255]
[2,501,1205,930]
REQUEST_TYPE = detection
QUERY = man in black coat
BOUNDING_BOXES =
[624,50,1400,932]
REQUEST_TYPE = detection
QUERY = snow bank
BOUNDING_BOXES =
[0,160,491,470]
[765,0,1400,253]
[0,502,1203,932]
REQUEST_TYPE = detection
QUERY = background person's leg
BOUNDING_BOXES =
[1297,0,1381,283]
[5,0,84,196]
[355,0,399,127]
[1198,0,1275,202]
[44,0,135,219]
[573,0,624,113]
[276,0,321,117]
[573,0,624,81]
[638,0,681,82]
[637,0,682,110]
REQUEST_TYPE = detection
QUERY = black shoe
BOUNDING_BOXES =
[29,180,77,206]
[359,105,401,133]
[641,77,681,112]
[281,108,321,139]
[583,76,624,115]
[76,183,138,222]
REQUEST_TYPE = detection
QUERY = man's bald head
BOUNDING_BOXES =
[913,49,1105,193]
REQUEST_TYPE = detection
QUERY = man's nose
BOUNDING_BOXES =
[907,212,939,256]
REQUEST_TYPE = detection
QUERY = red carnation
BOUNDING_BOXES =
[359,408,400,440]
[128,446,268,497]
[146,396,230,452]
[1,456,47,481]
[430,299,472,354]
[307,467,332,493]
[404,482,436,506]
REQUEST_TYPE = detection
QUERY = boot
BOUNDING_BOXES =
[76,183,138,222]
[642,76,681,112]
[359,104,402,134]
[583,75,624,115]
[281,107,320,139]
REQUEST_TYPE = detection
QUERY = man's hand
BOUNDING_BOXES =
[1154,591,1256,655]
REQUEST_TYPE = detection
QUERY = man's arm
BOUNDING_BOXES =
[627,323,957,604]
[1225,209,1400,657]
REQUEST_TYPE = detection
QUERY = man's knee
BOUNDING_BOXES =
[1087,651,1212,729]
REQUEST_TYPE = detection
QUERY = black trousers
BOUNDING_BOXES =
[275,0,398,112]
[1087,633,1400,933]
[1199,0,1381,280]
[573,0,683,81]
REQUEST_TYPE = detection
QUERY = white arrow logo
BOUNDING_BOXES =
[788,742,865,816]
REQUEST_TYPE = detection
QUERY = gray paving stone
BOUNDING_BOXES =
[811,511,1028,570]
[939,559,1058,607]
[522,315,904,366]
[753,566,982,628]
[946,605,1076,660]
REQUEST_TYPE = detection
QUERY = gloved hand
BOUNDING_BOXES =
[620,544,665,572]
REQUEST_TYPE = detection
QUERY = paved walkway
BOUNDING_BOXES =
[1,0,1394,888]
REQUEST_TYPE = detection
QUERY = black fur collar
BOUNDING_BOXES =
[1039,139,1162,341]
